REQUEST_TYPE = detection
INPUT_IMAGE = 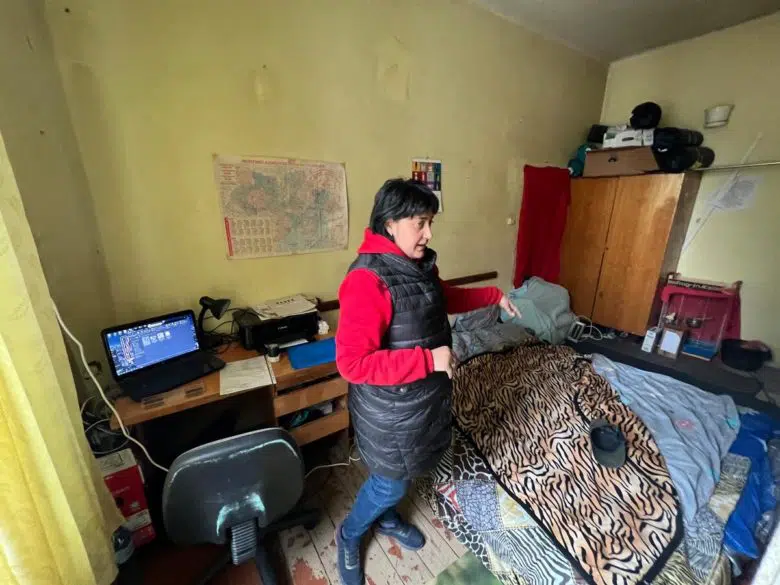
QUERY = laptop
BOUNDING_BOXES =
[102,310,225,401]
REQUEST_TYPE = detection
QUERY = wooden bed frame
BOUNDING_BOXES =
[316,270,498,313]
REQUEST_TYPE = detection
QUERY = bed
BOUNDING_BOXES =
[417,308,750,585]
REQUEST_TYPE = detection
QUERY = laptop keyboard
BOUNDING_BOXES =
[122,352,224,399]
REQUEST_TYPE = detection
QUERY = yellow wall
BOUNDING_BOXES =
[44,0,606,327]
[0,0,114,367]
[602,12,780,354]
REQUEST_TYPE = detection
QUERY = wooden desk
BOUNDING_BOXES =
[270,346,349,446]
[110,345,260,428]
[110,343,349,447]
[109,271,496,443]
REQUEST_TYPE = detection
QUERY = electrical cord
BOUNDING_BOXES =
[305,468,334,495]
[304,442,361,478]
[203,308,241,321]
[52,301,170,473]
[80,398,127,459]
[80,395,97,416]
[204,320,237,334]
[83,417,113,436]
[213,340,239,355]
[83,417,129,454]
[203,320,240,355]
[304,461,349,479]
[576,316,606,341]
[81,393,113,423]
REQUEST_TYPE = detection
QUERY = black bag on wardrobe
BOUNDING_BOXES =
[654,146,715,172]
[654,127,704,151]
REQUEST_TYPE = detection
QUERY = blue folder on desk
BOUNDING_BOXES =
[288,338,336,370]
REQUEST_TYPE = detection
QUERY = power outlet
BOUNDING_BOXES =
[83,360,102,380]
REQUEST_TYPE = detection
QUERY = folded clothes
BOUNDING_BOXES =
[501,277,575,345]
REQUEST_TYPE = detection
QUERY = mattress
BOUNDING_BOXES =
[418,343,748,585]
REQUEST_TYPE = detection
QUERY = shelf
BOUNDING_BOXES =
[273,376,347,418]
[289,409,349,446]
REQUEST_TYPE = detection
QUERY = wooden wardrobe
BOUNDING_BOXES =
[559,173,701,336]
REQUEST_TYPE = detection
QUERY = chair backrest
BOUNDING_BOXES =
[162,427,304,545]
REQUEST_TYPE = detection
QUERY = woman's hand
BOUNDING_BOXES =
[499,294,521,319]
[431,346,456,379]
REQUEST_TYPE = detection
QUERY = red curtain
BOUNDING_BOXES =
[513,165,571,288]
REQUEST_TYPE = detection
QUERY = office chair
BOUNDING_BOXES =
[162,428,319,585]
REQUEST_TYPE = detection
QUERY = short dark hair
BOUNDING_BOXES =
[369,178,439,236]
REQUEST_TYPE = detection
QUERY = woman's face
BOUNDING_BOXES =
[386,214,434,260]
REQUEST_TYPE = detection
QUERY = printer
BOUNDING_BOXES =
[234,309,319,352]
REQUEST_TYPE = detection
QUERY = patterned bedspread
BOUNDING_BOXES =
[418,344,748,585]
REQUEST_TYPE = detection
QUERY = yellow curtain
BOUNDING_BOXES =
[0,133,122,583]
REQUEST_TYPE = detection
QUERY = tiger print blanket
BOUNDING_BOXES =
[452,343,683,585]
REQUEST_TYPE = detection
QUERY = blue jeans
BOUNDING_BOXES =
[340,473,410,540]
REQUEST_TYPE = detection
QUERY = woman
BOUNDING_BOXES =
[335,178,518,585]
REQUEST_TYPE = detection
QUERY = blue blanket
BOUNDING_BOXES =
[724,412,780,559]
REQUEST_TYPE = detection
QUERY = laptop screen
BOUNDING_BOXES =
[104,312,200,377]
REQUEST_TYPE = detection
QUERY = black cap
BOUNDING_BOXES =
[630,102,662,129]
[590,419,626,468]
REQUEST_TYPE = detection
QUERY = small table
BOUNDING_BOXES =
[110,343,349,447]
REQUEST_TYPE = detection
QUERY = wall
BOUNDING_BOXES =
[44,0,606,323]
[0,0,114,368]
[602,12,780,354]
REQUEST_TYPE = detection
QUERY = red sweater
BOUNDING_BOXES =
[336,229,502,386]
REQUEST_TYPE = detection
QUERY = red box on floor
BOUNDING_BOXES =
[98,448,156,547]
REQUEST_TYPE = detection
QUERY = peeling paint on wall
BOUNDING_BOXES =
[376,36,410,102]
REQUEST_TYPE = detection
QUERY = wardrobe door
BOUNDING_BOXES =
[559,178,618,317]
[592,174,684,334]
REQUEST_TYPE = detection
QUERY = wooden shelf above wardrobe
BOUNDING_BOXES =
[559,173,701,336]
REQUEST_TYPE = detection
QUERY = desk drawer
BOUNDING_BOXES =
[289,409,349,446]
[273,376,347,418]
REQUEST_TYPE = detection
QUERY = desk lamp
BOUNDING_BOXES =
[198,296,231,349]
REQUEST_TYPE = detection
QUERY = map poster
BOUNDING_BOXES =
[412,158,442,212]
[213,155,349,259]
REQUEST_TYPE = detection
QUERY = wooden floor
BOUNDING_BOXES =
[116,541,266,585]
[280,446,467,585]
[120,442,464,585]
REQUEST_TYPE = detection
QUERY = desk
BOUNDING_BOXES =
[110,343,349,447]
[109,270,495,445]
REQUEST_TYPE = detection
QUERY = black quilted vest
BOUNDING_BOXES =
[346,248,453,479]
